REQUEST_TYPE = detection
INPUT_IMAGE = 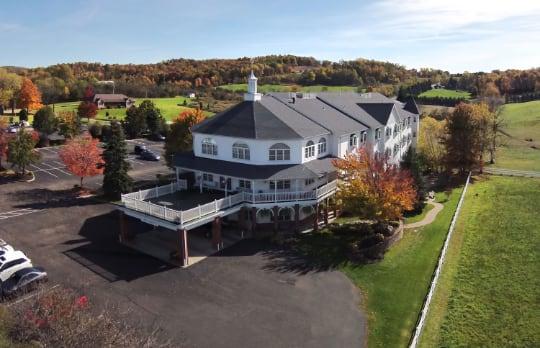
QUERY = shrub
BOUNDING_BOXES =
[88,122,102,139]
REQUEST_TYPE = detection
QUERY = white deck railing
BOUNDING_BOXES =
[121,179,338,226]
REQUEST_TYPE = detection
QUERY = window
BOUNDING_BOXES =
[238,179,251,189]
[394,144,399,155]
[202,138,217,156]
[305,178,315,186]
[385,148,391,157]
[270,180,291,190]
[349,134,358,147]
[0,258,26,272]
[304,140,315,158]
[413,131,417,138]
[413,116,417,123]
[232,142,250,160]
[408,117,411,126]
[375,128,382,140]
[278,208,292,221]
[386,127,391,137]
[269,143,290,161]
[202,173,213,182]
[317,138,327,154]
[360,131,367,143]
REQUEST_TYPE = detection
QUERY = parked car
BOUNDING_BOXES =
[0,240,14,253]
[0,251,33,282]
[150,133,166,141]
[134,144,147,155]
[1,267,47,299]
[139,150,160,161]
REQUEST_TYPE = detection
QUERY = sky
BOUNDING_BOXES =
[1,0,539,72]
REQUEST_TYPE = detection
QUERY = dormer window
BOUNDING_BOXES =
[232,142,250,160]
[305,141,316,158]
[317,138,327,154]
[202,138,218,156]
[349,134,358,147]
[269,143,290,161]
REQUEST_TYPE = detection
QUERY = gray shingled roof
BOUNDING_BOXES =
[357,103,395,125]
[192,97,329,140]
[270,93,368,135]
[173,152,337,180]
[93,94,132,103]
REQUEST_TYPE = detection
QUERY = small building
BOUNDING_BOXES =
[93,94,135,109]
[187,92,196,99]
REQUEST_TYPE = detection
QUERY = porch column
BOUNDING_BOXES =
[118,211,128,242]
[251,207,257,237]
[178,228,189,267]
[199,174,203,193]
[313,203,319,232]
[273,206,279,233]
[294,204,300,233]
[212,216,223,250]
[324,200,329,225]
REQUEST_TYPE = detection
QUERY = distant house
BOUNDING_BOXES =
[93,94,135,109]
[187,92,196,99]
[430,83,444,89]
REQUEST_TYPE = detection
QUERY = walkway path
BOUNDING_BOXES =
[404,198,444,229]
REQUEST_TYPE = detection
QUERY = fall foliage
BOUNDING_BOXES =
[59,133,104,188]
[417,116,446,172]
[17,78,42,111]
[77,101,97,120]
[164,108,205,167]
[333,148,417,221]
[0,118,10,169]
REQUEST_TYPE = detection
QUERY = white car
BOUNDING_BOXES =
[0,250,33,282]
[0,240,14,253]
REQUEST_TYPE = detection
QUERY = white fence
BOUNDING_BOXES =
[409,172,472,348]
[121,179,338,226]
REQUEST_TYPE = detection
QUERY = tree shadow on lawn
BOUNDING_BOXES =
[261,231,352,275]
[63,210,174,283]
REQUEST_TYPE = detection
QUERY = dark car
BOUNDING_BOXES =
[150,134,166,141]
[1,267,48,299]
[134,144,147,155]
[139,150,160,161]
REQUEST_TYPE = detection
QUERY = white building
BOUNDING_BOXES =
[119,72,420,266]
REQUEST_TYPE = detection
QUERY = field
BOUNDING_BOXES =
[53,97,205,122]
[420,176,540,347]
[418,88,471,99]
[493,100,540,171]
[218,83,361,93]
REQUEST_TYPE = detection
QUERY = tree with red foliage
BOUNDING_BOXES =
[0,119,10,170]
[333,148,417,222]
[83,85,95,102]
[164,108,205,167]
[77,101,98,121]
[59,133,103,188]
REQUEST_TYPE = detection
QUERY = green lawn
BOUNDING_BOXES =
[493,100,540,171]
[420,176,540,347]
[418,88,471,99]
[53,97,208,123]
[403,203,434,224]
[293,186,463,348]
[218,83,361,93]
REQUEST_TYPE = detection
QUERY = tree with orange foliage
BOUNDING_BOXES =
[0,118,10,170]
[18,78,42,111]
[333,148,417,222]
[164,108,205,167]
[59,133,104,188]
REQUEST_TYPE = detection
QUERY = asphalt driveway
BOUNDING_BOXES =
[0,197,366,347]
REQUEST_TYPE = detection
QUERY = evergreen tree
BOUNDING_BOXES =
[18,108,29,122]
[32,106,57,135]
[401,148,426,212]
[138,100,163,136]
[123,105,146,138]
[102,121,132,199]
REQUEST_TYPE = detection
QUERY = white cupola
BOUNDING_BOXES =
[244,70,262,101]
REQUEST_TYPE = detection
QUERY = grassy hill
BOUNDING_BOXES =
[218,83,361,93]
[418,88,471,99]
[493,100,540,171]
[420,176,540,347]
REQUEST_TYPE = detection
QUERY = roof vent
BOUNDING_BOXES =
[296,92,316,99]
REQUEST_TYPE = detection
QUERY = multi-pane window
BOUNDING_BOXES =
[349,134,358,147]
[375,128,382,140]
[305,178,315,186]
[408,117,411,126]
[360,131,367,143]
[269,180,291,190]
[269,143,291,161]
[201,138,218,155]
[232,142,250,160]
[238,179,251,189]
[305,140,315,158]
[317,138,327,154]
[413,131,417,138]
[202,173,213,182]
[386,127,391,137]
[413,116,417,123]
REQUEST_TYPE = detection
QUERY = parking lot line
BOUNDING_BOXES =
[0,208,42,220]
[30,163,58,178]
[7,284,60,307]
[41,162,72,176]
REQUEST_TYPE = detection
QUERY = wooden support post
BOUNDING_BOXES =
[212,216,223,250]
[324,199,329,225]
[313,203,319,232]
[273,206,279,233]
[251,207,257,237]
[179,228,189,267]
[239,207,246,237]
[294,204,300,233]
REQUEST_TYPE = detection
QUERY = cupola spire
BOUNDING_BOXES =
[244,70,262,101]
